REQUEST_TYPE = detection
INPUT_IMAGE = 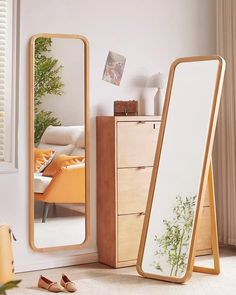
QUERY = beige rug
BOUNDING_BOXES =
[9,248,236,295]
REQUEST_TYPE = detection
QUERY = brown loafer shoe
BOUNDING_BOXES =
[61,273,78,293]
[38,275,64,293]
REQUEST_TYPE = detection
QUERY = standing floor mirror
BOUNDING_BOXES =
[29,34,90,251]
[137,56,225,283]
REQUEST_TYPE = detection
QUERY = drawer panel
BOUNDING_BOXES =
[117,167,152,215]
[117,121,160,168]
[117,214,144,262]
[195,206,211,251]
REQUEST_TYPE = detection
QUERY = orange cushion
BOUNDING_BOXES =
[34,148,55,173]
[42,154,84,177]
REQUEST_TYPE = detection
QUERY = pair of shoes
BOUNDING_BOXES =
[38,274,78,293]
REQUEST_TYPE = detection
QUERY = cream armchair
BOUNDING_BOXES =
[38,125,85,157]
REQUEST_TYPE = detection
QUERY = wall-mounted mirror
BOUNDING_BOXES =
[137,56,225,283]
[29,34,90,251]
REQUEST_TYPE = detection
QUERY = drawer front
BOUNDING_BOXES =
[117,214,144,262]
[117,121,160,168]
[195,206,211,251]
[117,167,152,215]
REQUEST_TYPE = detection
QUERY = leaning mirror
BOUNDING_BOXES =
[137,56,225,283]
[29,34,90,250]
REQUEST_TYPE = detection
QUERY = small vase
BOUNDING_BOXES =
[142,88,156,116]
[154,88,164,116]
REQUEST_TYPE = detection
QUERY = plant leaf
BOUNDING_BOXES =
[0,280,21,292]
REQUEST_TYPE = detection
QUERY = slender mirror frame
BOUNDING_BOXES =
[29,33,90,252]
[137,56,225,283]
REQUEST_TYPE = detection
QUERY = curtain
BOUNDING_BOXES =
[213,0,236,245]
[0,0,14,163]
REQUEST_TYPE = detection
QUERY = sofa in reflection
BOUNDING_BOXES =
[34,125,86,223]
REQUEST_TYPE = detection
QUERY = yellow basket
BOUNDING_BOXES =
[0,224,14,284]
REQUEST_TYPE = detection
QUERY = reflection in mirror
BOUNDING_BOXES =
[30,34,89,250]
[137,56,225,283]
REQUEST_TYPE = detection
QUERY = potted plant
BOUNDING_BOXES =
[34,37,64,145]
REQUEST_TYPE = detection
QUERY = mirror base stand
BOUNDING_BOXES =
[193,161,220,275]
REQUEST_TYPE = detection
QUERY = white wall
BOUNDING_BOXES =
[39,38,84,126]
[0,0,216,272]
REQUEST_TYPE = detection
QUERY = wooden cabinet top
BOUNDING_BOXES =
[96,116,161,122]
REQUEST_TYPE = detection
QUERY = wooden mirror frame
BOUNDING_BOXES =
[137,56,225,283]
[29,33,90,252]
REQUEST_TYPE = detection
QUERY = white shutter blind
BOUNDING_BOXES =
[0,0,13,162]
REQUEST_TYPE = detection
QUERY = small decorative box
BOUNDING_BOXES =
[114,100,138,116]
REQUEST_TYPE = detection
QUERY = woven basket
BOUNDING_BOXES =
[0,224,14,284]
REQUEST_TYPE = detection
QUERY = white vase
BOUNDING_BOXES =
[142,88,156,116]
[154,88,164,116]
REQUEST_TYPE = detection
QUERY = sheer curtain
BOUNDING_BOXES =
[213,0,236,245]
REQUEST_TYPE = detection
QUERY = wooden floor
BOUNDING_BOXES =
[12,246,236,295]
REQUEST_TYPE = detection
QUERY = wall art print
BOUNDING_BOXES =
[102,51,126,86]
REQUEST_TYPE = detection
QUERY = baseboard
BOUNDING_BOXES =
[15,252,98,273]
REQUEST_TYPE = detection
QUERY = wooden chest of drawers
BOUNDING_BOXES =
[96,116,212,268]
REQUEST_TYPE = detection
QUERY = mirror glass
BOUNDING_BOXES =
[30,34,89,249]
[138,57,224,281]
